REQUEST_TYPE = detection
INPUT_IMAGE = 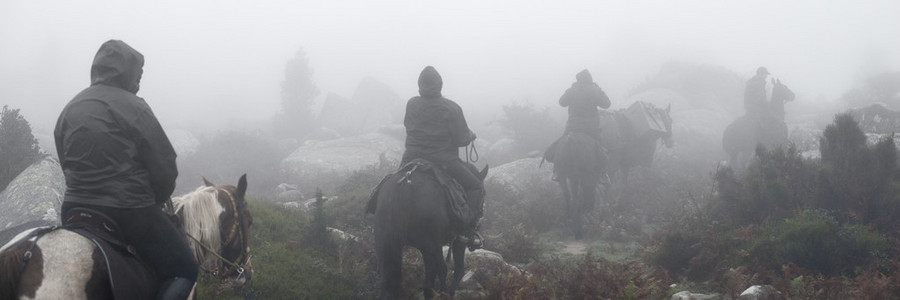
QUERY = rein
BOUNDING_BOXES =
[185,233,250,280]
[179,187,251,280]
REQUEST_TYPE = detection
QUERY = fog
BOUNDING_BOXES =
[2,0,898,137]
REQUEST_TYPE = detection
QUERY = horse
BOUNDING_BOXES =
[546,101,673,238]
[552,131,604,239]
[372,161,488,299]
[0,174,252,300]
[723,78,795,169]
[599,101,674,182]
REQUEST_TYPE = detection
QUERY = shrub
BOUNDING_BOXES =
[0,106,45,191]
[303,189,335,253]
[712,145,817,227]
[747,209,887,276]
[817,113,897,225]
[486,223,543,265]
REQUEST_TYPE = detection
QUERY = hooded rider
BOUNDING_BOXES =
[401,66,484,250]
[744,66,770,121]
[556,69,611,182]
[55,40,197,300]
[560,69,611,140]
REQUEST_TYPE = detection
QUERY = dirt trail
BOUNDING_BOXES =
[560,240,587,255]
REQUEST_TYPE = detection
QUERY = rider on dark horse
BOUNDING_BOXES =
[549,69,612,183]
[54,40,198,300]
[400,66,484,251]
[744,66,771,124]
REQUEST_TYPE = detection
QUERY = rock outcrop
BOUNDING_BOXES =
[281,132,403,180]
[0,157,65,229]
[485,157,554,197]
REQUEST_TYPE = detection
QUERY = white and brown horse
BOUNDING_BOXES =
[0,174,252,300]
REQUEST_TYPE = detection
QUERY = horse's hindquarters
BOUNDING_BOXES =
[28,230,108,300]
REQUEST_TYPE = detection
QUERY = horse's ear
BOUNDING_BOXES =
[203,177,214,187]
[478,165,489,180]
[666,103,671,114]
[236,174,248,199]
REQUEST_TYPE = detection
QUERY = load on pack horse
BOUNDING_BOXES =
[0,175,252,300]
[545,101,673,238]
[599,101,674,182]
[723,78,795,169]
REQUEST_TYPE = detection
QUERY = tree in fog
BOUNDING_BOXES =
[0,105,44,191]
[274,47,320,139]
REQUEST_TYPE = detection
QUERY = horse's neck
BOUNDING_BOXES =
[174,190,225,267]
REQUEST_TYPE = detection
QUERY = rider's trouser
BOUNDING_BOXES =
[61,202,199,285]
[443,159,485,224]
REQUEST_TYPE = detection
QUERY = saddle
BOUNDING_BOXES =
[61,208,157,300]
[366,159,474,227]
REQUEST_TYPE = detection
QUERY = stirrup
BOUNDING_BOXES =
[468,232,484,251]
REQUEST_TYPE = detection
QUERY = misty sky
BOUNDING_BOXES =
[2,0,898,135]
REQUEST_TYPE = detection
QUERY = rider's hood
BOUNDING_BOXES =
[90,40,144,94]
[576,69,593,83]
[418,66,443,98]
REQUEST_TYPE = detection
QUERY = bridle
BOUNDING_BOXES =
[182,187,252,281]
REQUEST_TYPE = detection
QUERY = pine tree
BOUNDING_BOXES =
[0,105,45,191]
[274,48,320,140]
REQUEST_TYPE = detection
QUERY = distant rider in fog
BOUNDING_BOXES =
[548,69,612,184]
[744,66,770,123]
[400,66,484,250]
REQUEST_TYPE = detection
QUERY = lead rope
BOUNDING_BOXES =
[465,141,479,163]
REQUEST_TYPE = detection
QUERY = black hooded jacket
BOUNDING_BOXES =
[54,40,177,208]
[744,73,768,118]
[559,69,611,134]
[402,66,476,164]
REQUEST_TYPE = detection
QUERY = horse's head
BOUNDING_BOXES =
[655,104,675,148]
[184,174,253,286]
[771,78,795,104]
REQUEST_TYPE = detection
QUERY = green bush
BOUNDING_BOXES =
[817,113,897,226]
[712,145,817,227]
[748,209,886,276]
[649,231,699,279]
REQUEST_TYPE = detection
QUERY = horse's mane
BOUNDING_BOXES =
[172,186,224,269]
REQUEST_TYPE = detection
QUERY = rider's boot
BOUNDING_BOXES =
[459,188,485,251]
[158,277,194,300]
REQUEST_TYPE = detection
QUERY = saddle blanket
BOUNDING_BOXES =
[62,208,157,300]
[366,159,473,227]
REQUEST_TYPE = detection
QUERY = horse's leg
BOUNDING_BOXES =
[421,245,447,299]
[571,180,584,240]
[558,176,571,216]
[583,180,597,212]
[447,241,467,296]
[375,234,403,300]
